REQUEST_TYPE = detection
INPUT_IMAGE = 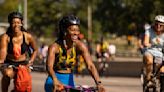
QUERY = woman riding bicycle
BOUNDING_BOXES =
[143,15,164,88]
[44,15,105,92]
[0,11,38,92]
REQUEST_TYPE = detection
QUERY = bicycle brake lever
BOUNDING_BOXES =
[29,66,33,70]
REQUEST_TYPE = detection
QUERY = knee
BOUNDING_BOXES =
[3,68,15,79]
[160,66,164,72]
[146,60,153,65]
[144,55,153,65]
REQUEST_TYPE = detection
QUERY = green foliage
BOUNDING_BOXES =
[0,0,18,22]
[1,0,164,40]
[28,0,82,38]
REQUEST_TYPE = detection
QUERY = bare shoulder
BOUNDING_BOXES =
[49,43,57,49]
[23,31,35,44]
[0,33,9,42]
[0,33,8,38]
[74,40,88,51]
[49,42,60,53]
[23,31,33,39]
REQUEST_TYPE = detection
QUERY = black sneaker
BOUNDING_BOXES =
[146,80,155,88]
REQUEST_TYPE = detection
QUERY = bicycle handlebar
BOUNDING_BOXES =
[0,63,11,70]
[145,45,163,50]
[152,44,163,48]
[0,63,33,70]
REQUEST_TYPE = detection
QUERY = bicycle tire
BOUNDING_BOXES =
[160,74,164,92]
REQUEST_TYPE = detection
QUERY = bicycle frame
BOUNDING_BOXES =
[97,54,109,77]
[64,85,97,92]
[153,60,164,77]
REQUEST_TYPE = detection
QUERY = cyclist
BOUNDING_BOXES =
[95,37,109,76]
[0,11,38,92]
[95,41,102,62]
[44,15,105,92]
[143,15,164,87]
[96,37,109,62]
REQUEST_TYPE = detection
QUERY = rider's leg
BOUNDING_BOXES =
[1,76,10,92]
[1,67,15,92]
[143,53,153,81]
[97,56,102,73]
[160,68,164,92]
[160,66,164,72]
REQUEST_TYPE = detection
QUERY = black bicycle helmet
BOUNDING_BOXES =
[59,15,80,32]
[8,11,23,23]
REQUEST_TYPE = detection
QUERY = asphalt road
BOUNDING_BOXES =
[0,72,143,92]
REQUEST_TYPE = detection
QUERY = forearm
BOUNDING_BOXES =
[78,41,102,85]
[29,50,38,63]
[143,35,151,47]
[0,52,6,64]
[47,67,58,82]
[88,63,101,85]
[0,60,4,64]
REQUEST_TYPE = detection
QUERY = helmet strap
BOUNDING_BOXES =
[63,39,68,50]
[64,32,67,36]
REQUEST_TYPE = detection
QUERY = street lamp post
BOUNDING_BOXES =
[18,0,27,29]
[87,4,93,54]
[87,5,92,43]
[24,0,27,29]
[0,0,5,4]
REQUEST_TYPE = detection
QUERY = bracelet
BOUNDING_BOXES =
[96,81,102,85]
[29,61,33,64]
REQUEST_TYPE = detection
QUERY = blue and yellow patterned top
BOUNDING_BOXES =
[54,45,77,71]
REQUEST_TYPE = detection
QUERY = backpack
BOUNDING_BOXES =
[14,65,32,92]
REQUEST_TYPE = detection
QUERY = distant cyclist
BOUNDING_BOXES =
[44,15,105,92]
[0,11,38,92]
[95,37,109,62]
[143,15,164,87]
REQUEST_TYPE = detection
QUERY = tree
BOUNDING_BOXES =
[0,0,18,22]
[1,0,164,39]
[28,0,83,38]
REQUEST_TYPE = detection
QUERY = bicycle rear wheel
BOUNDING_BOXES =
[141,66,147,92]
[144,87,156,92]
